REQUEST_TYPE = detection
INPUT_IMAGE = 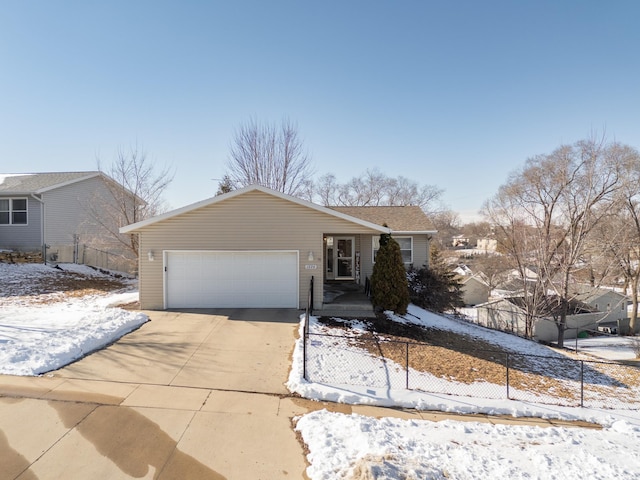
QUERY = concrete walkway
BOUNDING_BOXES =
[0,309,600,480]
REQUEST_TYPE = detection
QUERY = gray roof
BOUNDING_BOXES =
[329,206,437,233]
[0,172,100,194]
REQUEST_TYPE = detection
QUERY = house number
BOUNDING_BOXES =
[305,264,318,270]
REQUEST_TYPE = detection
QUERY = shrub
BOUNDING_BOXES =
[408,245,463,313]
[370,232,410,315]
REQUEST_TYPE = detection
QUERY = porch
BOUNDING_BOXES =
[319,281,376,318]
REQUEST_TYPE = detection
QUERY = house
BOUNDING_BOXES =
[459,274,490,306]
[476,296,600,342]
[453,264,472,276]
[450,264,490,306]
[120,185,437,310]
[0,172,139,271]
[476,237,497,253]
[572,286,630,327]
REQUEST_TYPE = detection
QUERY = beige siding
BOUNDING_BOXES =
[359,234,375,282]
[412,235,430,269]
[136,191,380,309]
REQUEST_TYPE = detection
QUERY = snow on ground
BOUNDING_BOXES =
[298,410,639,480]
[289,305,640,479]
[3,263,640,478]
[572,335,639,361]
[0,263,147,375]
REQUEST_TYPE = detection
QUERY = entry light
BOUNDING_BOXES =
[308,251,314,262]
[148,250,155,262]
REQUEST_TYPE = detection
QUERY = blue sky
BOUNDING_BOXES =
[1,1,639,221]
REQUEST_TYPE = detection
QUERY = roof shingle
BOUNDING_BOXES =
[329,205,436,232]
[0,172,99,194]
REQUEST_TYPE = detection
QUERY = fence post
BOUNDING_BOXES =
[303,311,307,381]
[580,360,584,407]
[505,353,510,399]
[405,342,409,390]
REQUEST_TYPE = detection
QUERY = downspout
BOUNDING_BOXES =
[30,194,45,264]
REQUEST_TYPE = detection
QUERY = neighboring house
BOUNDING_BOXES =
[453,264,472,276]
[490,277,536,299]
[573,286,630,326]
[507,266,539,281]
[476,237,497,253]
[459,274,490,307]
[0,172,139,271]
[476,296,600,342]
[120,185,437,310]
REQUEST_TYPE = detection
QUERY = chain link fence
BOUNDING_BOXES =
[303,330,640,410]
[45,243,136,274]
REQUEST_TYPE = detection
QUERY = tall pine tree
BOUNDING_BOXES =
[370,232,410,315]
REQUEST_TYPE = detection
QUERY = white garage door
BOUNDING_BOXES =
[165,251,299,308]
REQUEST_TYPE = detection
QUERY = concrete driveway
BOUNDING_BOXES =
[0,308,314,480]
[58,308,300,394]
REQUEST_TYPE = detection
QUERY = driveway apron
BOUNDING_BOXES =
[57,308,301,394]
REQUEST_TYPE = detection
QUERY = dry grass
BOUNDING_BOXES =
[318,315,640,405]
[0,266,131,304]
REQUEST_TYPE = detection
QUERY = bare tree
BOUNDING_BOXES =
[593,144,640,334]
[471,253,511,294]
[226,117,314,196]
[310,168,445,213]
[483,137,622,345]
[430,210,461,251]
[313,173,340,205]
[93,146,174,262]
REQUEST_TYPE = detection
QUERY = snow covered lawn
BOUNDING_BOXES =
[289,306,640,479]
[297,410,638,480]
[0,263,148,375]
[572,335,640,361]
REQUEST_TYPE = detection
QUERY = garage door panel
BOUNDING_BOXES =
[166,251,298,308]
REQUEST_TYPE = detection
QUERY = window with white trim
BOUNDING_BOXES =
[0,198,27,225]
[372,236,413,264]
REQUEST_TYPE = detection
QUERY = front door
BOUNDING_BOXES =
[335,237,355,280]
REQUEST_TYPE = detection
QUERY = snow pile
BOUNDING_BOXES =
[297,410,640,480]
[0,263,147,375]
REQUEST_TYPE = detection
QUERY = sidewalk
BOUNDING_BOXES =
[0,374,600,480]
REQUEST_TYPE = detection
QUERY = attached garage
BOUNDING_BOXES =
[165,250,299,308]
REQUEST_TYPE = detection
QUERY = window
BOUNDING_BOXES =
[0,198,27,225]
[373,236,413,264]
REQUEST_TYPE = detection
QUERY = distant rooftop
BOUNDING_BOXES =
[0,172,99,194]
